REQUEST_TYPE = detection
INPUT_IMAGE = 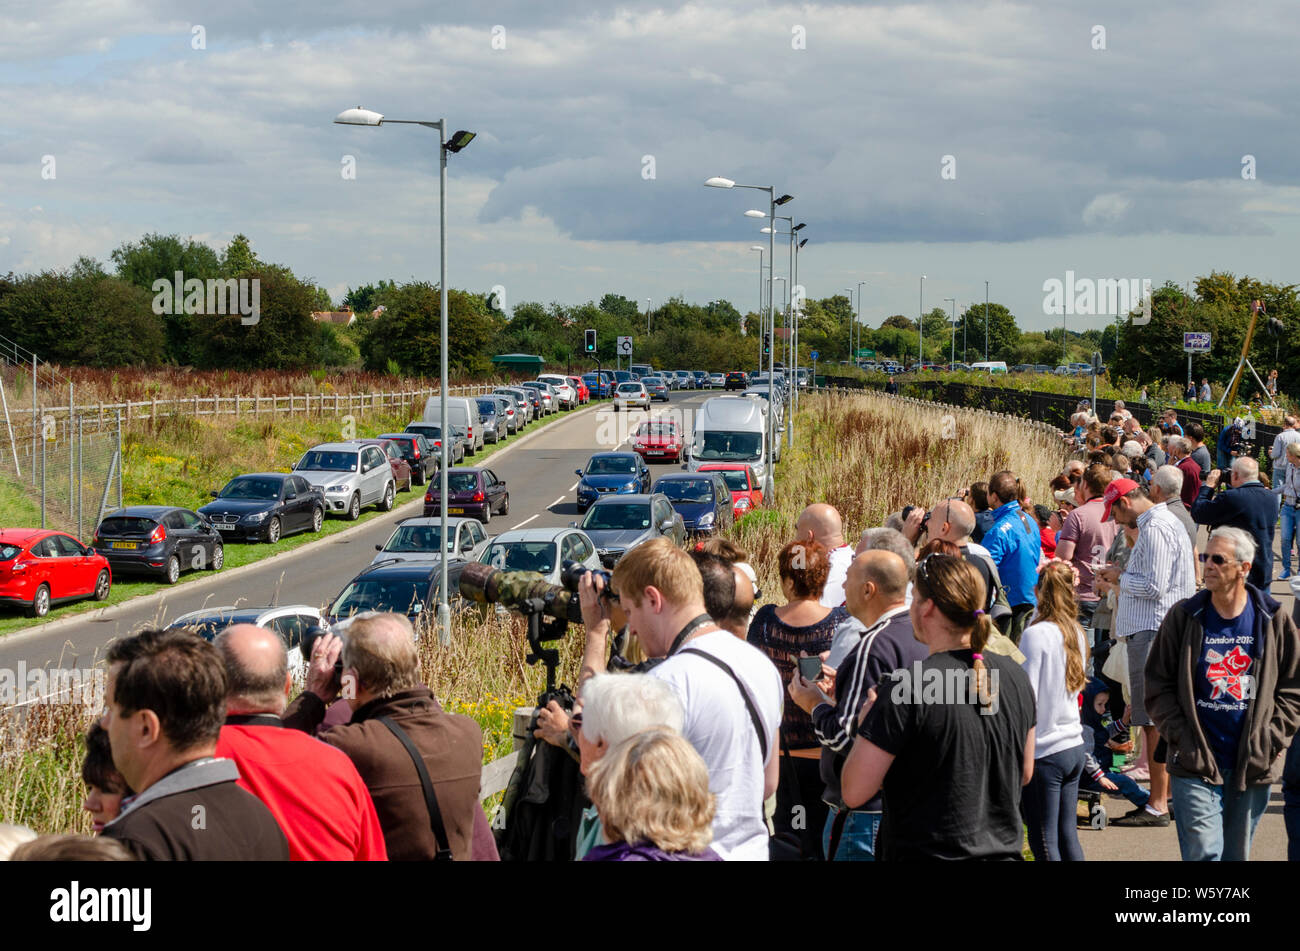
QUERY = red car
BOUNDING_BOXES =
[0,529,112,618]
[567,376,590,405]
[696,464,764,519]
[632,419,684,462]
[354,439,413,493]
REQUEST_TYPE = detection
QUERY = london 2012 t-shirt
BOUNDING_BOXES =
[1194,600,1257,774]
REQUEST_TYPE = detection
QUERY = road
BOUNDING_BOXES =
[0,390,717,673]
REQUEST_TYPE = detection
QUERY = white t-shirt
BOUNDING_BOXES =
[649,630,783,860]
[1018,619,1087,759]
[819,544,855,608]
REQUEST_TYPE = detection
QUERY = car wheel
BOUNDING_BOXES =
[403,472,412,492]
[347,493,361,521]
[29,583,50,618]
[311,506,324,532]
[266,516,281,544]
[93,569,111,601]
[380,482,396,512]
[482,504,491,526]
[211,543,224,572]
[164,555,181,585]
[501,493,510,516]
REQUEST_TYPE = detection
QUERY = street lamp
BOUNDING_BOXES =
[750,246,765,349]
[984,280,990,362]
[845,287,856,362]
[646,298,652,334]
[919,275,927,370]
[856,280,866,362]
[944,297,956,366]
[335,106,474,645]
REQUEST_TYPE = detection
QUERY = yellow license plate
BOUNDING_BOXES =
[111,542,137,550]
[449,507,465,515]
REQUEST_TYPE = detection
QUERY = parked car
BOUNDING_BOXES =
[93,506,224,584]
[575,451,652,512]
[640,376,671,402]
[582,373,612,399]
[422,395,484,455]
[613,370,637,385]
[675,371,696,390]
[424,467,509,524]
[372,517,489,565]
[0,529,111,618]
[352,438,414,493]
[494,386,534,424]
[537,375,577,409]
[613,381,651,411]
[293,442,396,520]
[693,371,711,389]
[474,396,506,443]
[378,432,439,485]
[167,605,324,675]
[521,381,556,415]
[492,394,520,434]
[566,375,590,405]
[327,560,470,630]
[404,422,465,466]
[198,472,325,543]
[695,463,764,519]
[651,472,734,536]
[573,493,686,567]
[632,419,684,463]
[478,527,602,583]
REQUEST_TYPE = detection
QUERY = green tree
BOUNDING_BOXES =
[343,280,398,314]
[957,301,1021,361]
[220,234,261,276]
[881,314,915,331]
[598,293,641,322]
[359,283,505,376]
[189,267,318,370]
[110,232,222,364]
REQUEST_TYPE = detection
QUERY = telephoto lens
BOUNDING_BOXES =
[458,562,583,623]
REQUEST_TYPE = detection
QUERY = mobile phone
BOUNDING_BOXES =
[797,656,823,681]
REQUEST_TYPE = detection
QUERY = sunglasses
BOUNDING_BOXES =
[1198,553,1235,566]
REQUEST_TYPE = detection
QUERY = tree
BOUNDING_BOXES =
[110,233,222,364]
[220,234,261,276]
[598,293,641,322]
[189,267,318,370]
[880,314,915,331]
[359,283,506,376]
[957,301,1021,361]
[343,280,397,315]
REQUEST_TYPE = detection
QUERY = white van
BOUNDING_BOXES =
[970,361,1008,374]
[424,396,484,455]
[686,396,774,478]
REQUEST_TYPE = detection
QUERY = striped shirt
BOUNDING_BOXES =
[1115,503,1195,638]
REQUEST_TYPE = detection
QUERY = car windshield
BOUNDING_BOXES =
[219,476,282,500]
[476,400,498,415]
[636,422,677,437]
[481,542,557,573]
[406,424,441,439]
[96,516,159,536]
[582,504,652,531]
[696,432,761,461]
[656,480,713,503]
[297,450,358,472]
[586,456,636,475]
[710,469,749,491]
[331,580,425,618]
[0,544,21,561]
[448,472,479,493]
[384,525,452,552]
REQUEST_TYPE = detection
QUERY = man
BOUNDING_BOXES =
[1147,464,1197,565]
[213,624,387,861]
[284,613,483,860]
[1270,415,1300,485]
[1146,527,1300,860]
[1168,436,1202,508]
[903,498,1010,623]
[1191,456,1279,590]
[1162,409,1185,437]
[1186,423,1213,478]
[789,550,926,860]
[979,470,1042,643]
[100,628,289,860]
[1054,463,1118,637]
[828,527,917,667]
[578,537,782,860]
[795,503,853,608]
[1200,378,1212,402]
[1095,478,1195,827]
[884,376,899,396]
[691,549,753,639]
[1121,416,1142,442]
[1216,418,1243,470]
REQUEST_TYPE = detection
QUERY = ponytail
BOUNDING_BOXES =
[970,613,998,714]
[916,553,1000,714]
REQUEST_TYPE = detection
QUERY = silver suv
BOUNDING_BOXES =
[294,442,396,520]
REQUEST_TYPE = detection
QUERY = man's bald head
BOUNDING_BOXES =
[722,564,756,638]
[795,503,845,550]
[932,498,976,543]
[859,550,909,601]
[214,623,289,715]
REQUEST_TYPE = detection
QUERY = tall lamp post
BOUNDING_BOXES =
[845,287,856,362]
[856,280,866,361]
[984,280,990,362]
[335,106,475,646]
[750,246,765,362]
[944,297,956,366]
[761,217,805,446]
[919,275,927,369]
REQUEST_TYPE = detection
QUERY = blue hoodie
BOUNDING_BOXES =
[980,500,1042,606]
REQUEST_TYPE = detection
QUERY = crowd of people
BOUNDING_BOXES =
[2,399,1300,863]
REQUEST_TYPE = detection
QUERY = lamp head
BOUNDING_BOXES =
[335,107,384,126]
[704,177,735,188]
[446,129,477,152]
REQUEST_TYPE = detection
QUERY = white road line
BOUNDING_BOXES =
[511,514,539,530]
[568,481,579,491]
[550,496,565,508]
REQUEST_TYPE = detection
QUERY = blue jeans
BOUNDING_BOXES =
[1023,745,1087,861]
[1080,770,1150,810]
[1282,504,1299,575]
[821,806,880,861]
[1284,741,1300,862]
[1170,769,1270,861]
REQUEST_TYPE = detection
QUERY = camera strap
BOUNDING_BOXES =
[665,613,716,658]
[378,715,454,861]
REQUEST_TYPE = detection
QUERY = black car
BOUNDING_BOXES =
[725,371,749,391]
[326,559,470,630]
[93,505,224,584]
[404,422,465,465]
[380,432,439,485]
[197,472,324,544]
[651,472,735,535]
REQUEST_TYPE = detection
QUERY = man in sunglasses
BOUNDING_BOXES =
[1145,527,1300,860]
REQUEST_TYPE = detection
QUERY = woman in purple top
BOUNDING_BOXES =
[582,730,722,862]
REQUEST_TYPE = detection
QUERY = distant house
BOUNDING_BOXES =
[312,308,356,326]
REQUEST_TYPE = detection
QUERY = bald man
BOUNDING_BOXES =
[213,624,388,861]
[796,503,852,608]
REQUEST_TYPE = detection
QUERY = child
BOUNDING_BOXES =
[1078,678,1148,811]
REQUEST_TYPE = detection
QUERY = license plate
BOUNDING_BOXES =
[449,507,465,515]
[648,451,663,455]
[110,542,137,550]
[214,523,234,531]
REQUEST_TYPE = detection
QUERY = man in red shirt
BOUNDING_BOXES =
[1168,436,1203,509]
[213,624,387,861]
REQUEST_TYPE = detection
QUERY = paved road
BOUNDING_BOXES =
[0,390,716,673]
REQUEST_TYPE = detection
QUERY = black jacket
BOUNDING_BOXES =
[1190,481,1279,590]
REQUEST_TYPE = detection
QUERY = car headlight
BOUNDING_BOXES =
[326,484,350,492]
[621,482,636,492]
[697,512,715,529]
[243,511,268,523]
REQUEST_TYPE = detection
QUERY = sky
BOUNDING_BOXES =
[2,1,1298,335]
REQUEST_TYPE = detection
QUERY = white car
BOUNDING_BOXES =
[614,381,651,411]
[167,605,325,680]
[371,517,489,566]
[537,375,578,409]
[709,373,725,388]
[294,442,396,519]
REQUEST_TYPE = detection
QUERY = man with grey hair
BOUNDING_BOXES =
[1192,456,1279,590]
[285,613,484,860]
[1270,414,1300,485]
[214,624,387,860]
[1146,526,1300,861]
[1148,464,1197,560]
[827,527,917,667]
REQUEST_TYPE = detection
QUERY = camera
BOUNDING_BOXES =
[300,625,348,688]
[901,505,931,532]
[458,560,614,624]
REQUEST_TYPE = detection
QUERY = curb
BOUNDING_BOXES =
[0,400,612,650]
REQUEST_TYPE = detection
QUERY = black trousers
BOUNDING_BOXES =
[774,753,830,860]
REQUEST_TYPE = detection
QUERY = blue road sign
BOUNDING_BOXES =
[810,350,819,360]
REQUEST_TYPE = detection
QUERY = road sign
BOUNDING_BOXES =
[856,348,875,359]
[616,335,633,355]
[1184,332,1211,353]
[810,350,819,361]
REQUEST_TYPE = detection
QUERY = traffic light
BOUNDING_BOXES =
[763,332,771,356]
[584,329,597,353]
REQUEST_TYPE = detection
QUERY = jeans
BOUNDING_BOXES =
[821,806,881,861]
[1023,744,1087,861]
[1284,740,1300,862]
[1169,769,1271,861]
[1080,769,1150,810]
[1282,503,1299,575]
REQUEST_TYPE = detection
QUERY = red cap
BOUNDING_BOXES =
[1101,478,1140,521]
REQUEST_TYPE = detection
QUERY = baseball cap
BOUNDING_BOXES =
[1101,478,1140,521]
[1053,488,1075,506]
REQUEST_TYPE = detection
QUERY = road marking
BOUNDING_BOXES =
[568,481,579,491]
[511,514,539,530]
[550,496,565,508]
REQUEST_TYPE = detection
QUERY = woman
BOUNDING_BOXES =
[1267,369,1279,398]
[840,554,1037,859]
[583,730,721,862]
[1019,561,1089,861]
[1033,504,1059,557]
[748,538,847,856]
[83,722,134,834]
[1144,427,1167,469]
[1280,441,1300,581]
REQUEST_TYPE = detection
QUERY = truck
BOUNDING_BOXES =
[685,396,775,481]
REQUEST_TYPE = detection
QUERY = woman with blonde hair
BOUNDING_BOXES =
[583,730,721,861]
[1020,560,1090,861]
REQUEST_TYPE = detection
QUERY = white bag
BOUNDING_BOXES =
[1103,636,1130,705]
